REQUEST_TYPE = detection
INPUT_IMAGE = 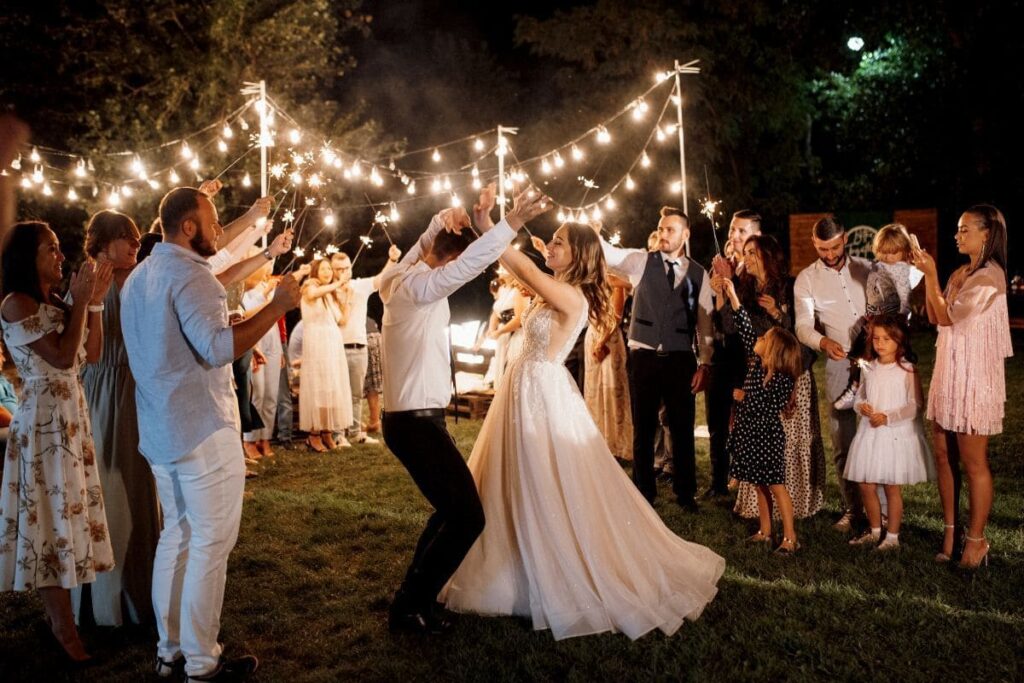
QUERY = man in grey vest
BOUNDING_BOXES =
[600,207,714,509]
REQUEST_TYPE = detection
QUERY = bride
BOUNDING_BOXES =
[441,186,725,640]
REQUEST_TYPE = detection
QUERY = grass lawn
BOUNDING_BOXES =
[1,332,1022,682]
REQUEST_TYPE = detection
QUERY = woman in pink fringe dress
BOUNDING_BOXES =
[912,204,1011,569]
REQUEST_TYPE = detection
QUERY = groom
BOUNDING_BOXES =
[379,187,550,634]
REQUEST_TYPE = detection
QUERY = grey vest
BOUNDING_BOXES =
[628,252,704,352]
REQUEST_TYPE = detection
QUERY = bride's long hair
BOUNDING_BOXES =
[557,224,615,335]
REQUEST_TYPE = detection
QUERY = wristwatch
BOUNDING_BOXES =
[262,248,273,260]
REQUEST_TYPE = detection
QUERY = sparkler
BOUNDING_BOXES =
[701,165,723,255]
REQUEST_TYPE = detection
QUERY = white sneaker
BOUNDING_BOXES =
[833,511,854,533]
[352,433,379,445]
[874,536,900,552]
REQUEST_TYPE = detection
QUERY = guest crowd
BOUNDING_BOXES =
[0,132,1012,679]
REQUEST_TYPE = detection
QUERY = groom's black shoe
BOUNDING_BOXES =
[388,608,453,635]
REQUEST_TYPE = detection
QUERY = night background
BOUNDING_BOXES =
[2,0,1022,321]
[1,2,1022,681]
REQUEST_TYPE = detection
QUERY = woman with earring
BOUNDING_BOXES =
[912,205,1011,569]
[0,221,114,663]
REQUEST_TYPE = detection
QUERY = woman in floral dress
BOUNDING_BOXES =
[0,221,114,663]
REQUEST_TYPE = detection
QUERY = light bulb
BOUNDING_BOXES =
[19,177,31,189]
[217,138,228,153]
[31,166,43,184]
[541,158,552,174]
[553,153,564,168]
[169,170,180,184]
[407,181,416,195]
[640,152,651,168]
[671,180,682,194]
[350,162,362,177]
[472,178,481,190]
[74,160,87,178]
[442,176,451,191]
[290,172,303,186]
[656,128,666,142]
[29,147,41,163]
[556,210,566,223]
[108,189,121,207]
[68,187,78,201]
[571,145,584,161]
[471,165,479,178]
[189,156,200,171]
[122,185,134,198]
[222,123,233,139]
[625,175,636,190]
[450,194,462,207]
[473,138,484,151]
[432,148,441,162]
[390,203,400,221]
[180,142,193,160]
[431,178,442,194]
[42,182,53,196]
[605,196,616,210]
[148,179,160,189]
[242,173,252,187]
[596,127,611,144]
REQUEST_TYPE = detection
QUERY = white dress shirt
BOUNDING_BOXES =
[793,256,870,352]
[600,239,715,363]
[340,277,379,346]
[380,214,517,412]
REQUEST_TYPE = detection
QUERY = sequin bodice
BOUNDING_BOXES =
[517,296,588,365]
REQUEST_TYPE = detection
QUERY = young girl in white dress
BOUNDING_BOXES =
[441,188,724,641]
[844,315,933,550]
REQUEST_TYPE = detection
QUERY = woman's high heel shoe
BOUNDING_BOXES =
[934,524,956,563]
[959,535,990,570]
[305,436,327,453]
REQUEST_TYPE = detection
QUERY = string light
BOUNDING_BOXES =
[122,185,134,198]
[19,177,31,189]
[169,169,180,184]
[29,147,41,163]
[130,156,145,177]
[640,152,651,168]
[472,177,482,190]
[407,181,416,195]
[350,162,362,178]
[596,126,611,144]
[148,179,160,189]
[289,129,301,144]
[571,144,584,161]
[42,182,53,196]
[67,187,78,201]
[471,165,479,178]
[553,152,564,168]
[370,167,383,186]
[74,159,87,178]
[189,156,201,171]
[390,202,400,221]
[180,142,193,160]
[31,166,44,184]
[431,177,442,193]
[217,138,228,153]
[242,173,252,187]
[656,127,666,142]
[591,206,602,221]
[541,158,552,174]
[632,99,649,120]
[473,138,484,151]
[670,180,682,194]
[222,123,233,139]
[450,194,462,207]
[625,175,636,190]
[605,196,616,210]
[107,188,121,207]
[442,176,452,191]
[432,148,442,162]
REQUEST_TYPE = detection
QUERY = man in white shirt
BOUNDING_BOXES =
[379,188,549,635]
[332,246,401,444]
[793,215,871,532]
[599,207,714,510]
[121,187,300,681]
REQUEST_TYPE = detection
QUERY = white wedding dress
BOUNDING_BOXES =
[442,294,725,640]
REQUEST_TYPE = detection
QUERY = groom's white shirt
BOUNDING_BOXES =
[379,213,516,412]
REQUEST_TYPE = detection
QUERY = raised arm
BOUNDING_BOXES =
[371,244,402,290]
[216,228,293,287]
[912,248,953,327]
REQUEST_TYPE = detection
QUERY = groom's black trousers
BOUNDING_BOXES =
[382,408,485,610]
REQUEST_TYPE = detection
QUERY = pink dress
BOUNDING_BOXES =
[927,262,1012,435]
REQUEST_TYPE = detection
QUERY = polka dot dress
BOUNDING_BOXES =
[727,307,795,486]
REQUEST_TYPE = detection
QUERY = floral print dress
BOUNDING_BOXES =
[0,302,113,591]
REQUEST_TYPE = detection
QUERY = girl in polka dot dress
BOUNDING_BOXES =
[844,315,933,551]
[714,277,804,554]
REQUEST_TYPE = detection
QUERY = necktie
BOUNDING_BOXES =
[665,260,677,289]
